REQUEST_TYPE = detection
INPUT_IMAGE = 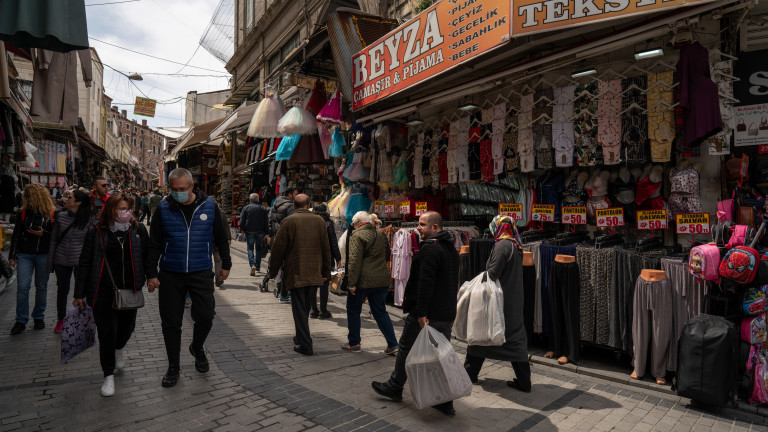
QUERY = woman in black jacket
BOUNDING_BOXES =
[310,203,341,319]
[9,183,55,335]
[73,192,149,397]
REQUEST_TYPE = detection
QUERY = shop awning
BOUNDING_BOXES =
[209,103,257,140]
[167,118,225,160]
[0,0,89,53]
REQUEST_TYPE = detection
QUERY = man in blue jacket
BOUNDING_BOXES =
[239,193,269,275]
[146,168,232,388]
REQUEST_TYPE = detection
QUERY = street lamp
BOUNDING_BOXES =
[128,73,143,81]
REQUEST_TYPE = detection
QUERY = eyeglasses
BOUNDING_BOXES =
[99,184,109,188]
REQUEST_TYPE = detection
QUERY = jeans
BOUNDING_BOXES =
[346,286,398,348]
[54,265,77,321]
[16,253,50,324]
[246,232,266,269]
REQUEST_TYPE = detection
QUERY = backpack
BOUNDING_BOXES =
[719,246,761,284]
[742,314,768,344]
[743,286,768,316]
[689,244,721,282]
[726,225,748,248]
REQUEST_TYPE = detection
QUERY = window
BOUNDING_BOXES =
[140,141,144,150]
[268,53,281,74]
[133,138,136,146]
[246,0,255,30]
[268,32,301,74]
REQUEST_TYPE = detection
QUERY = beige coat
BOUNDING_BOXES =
[269,209,331,290]
[30,48,92,125]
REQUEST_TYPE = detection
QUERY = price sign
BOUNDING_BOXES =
[400,200,411,214]
[595,208,625,228]
[636,209,668,230]
[531,204,555,222]
[676,213,711,234]
[415,202,427,216]
[561,206,587,225]
[759,144,768,154]
[499,203,523,220]
[374,201,383,213]
[383,200,395,214]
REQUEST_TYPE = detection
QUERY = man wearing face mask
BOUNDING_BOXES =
[145,168,232,388]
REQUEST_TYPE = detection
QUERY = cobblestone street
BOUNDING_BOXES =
[1,242,767,432]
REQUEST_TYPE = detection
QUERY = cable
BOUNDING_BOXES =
[86,0,141,5]
[172,45,202,75]
[89,36,228,73]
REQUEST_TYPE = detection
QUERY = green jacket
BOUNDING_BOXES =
[346,224,390,289]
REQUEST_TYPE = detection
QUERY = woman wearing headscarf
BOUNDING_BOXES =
[310,203,341,318]
[463,215,531,392]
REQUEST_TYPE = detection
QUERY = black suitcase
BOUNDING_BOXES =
[676,314,738,407]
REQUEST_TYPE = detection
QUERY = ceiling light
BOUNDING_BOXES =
[405,119,424,126]
[571,69,597,78]
[634,48,664,60]
[458,104,479,111]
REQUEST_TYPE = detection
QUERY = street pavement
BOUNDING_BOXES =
[1,238,767,431]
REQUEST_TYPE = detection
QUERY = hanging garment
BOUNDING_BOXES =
[375,125,394,184]
[548,260,581,363]
[289,134,325,164]
[708,60,735,155]
[598,80,622,165]
[646,72,675,162]
[518,94,535,173]
[560,174,587,209]
[614,172,637,225]
[660,258,706,372]
[609,250,661,351]
[573,82,598,166]
[391,230,412,307]
[504,96,520,172]
[667,167,703,216]
[537,173,564,221]
[622,76,649,163]
[533,88,553,170]
[635,174,664,210]
[677,42,723,148]
[30,49,92,126]
[552,88,575,168]
[632,276,673,378]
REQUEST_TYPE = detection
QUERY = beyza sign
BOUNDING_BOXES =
[352,0,510,110]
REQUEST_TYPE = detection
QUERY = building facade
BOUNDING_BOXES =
[185,89,231,127]
[117,110,164,186]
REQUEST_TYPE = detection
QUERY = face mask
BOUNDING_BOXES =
[116,209,132,223]
[171,191,188,203]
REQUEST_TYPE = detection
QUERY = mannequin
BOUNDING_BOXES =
[615,166,636,206]
[561,170,590,207]
[630,269,669,385]
[545,254,578,365]
[586,170,611,221]
[636,164,665,210]
[523,251,534,266]
[522,251,536,341]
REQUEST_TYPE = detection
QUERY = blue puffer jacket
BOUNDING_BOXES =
[157,195,215,273]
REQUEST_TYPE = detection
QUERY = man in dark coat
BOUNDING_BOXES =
[239,193,269,275]
[371,211,460,416]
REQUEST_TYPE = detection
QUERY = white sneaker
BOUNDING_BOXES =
[101,375,115,397]
[115,349,125,370]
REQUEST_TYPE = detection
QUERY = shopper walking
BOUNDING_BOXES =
[268,185,299,303]
[139,191,150,223]
[73,192,148,397]
[371,211,460,416]
[47,190,94,333]
[90,176,111,217]
[239,193,269,275]
[146,168,231,388]
[341,211,397,353]
[268,194,331,356]
[310,203,340,319]
[8,184,55,335]
[463,215,531,393]
[147,188,162,225]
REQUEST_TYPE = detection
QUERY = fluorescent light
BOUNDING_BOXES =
[458,104,479,111]
[634,48,664,60]
[405,119,424,126]
[571,69,597,78]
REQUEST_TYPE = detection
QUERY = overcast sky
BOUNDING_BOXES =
[85,0,231,130]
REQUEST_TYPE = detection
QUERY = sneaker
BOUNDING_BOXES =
[53,320,64,333]
[189,344,209,373]
[371,381,403,402]
[9,322,25,335]
[101,375,115,397]
[341,343,361,352]
[185,298,192,308]
[33,319,45,330]
[115,349,126,370]
[279,296,291,304]
[5,274,15,290]
[162,365,181,388]
[384,346,398,356]
[250,266,256,276]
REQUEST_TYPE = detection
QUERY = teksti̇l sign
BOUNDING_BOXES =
[352,0,510,110]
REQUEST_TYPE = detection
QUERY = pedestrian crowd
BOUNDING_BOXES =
[5,168,530,416]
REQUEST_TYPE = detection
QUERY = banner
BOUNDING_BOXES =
[531,204,555,222]
[134,97,157,117]
[636,209,667,230]
[596,208,625,228]
[352,0,510,110]
[676,213,711,235]
[734,49,768,106]
[561,206,587,224]
[512,0,717,37]
[415,202,427,216]
[734,104,768,147]
[499,203,522,220]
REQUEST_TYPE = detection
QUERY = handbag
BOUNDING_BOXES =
[749,123,759,136]
[738,118,747,132]
[101,233,144,310]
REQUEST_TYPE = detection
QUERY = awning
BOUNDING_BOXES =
[223,81,259,107]
[0,0,89,53]
[75,127,108,162]
[166,118,225,160]
[209,103,257,140]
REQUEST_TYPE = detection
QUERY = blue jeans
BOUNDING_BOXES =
[16,253,50,324]
[346,286,398,348]
[246,232,266,269]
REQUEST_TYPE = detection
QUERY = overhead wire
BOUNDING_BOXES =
[86,0,141,5]
[88,36,228,73]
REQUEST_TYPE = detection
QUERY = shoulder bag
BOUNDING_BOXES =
[100,232,144,310]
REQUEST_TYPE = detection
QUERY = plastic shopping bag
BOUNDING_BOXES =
[453,272,505,346]
[61,306,96,363]
[453,277,477,342]
[405,325,473,409]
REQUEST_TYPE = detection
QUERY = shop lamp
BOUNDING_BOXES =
[571,69,597,78]
[634,48,664,60]
[405,119,424,126]
[457,104,479,111]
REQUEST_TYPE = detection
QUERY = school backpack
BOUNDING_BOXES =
[726,225,748,248]
[677,315,738,407]
[689,244,721,282]
[742,314,768,344]
[743,286,768,316]
[719,246,761,284]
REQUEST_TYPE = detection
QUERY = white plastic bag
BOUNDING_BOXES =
[453,272,505,346]
[405,325,473,409]
[19,142,38,168]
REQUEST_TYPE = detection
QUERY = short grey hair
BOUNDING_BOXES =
[249,193,259,203]
[168,168,193,184]
[351,211,371,226]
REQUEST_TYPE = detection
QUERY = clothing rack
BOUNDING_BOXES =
[595,233,624,249]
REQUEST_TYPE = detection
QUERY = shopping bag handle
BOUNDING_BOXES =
[481,272,488,283]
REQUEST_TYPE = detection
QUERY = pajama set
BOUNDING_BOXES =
[598,80,622,165]
[647,72,675,163]
[504,96,521,172]
[533,88,553,170]
[667,167,702,217]
[492,102,506,175]
[518,94,535,173]
[573,82,598,166]
[708,60,736,155]
[622,76,649,163]
[553,85,575,168]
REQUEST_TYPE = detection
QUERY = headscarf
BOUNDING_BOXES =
[489,215,523,250]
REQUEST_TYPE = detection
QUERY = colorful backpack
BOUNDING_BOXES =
[742,314,768,344]
[720,246,761,284]
[689,244,721,282]
[749,353,768,405]
[726,225,748,248]
[743,286,768,316]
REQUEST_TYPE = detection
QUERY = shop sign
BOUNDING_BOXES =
[415,202,428,216]
[734,49,768,106]
[351,0,511,110]
[595,208,625,228]
[561,206,587,224]
[374,200,383,213]
[134,97,156,117]
[734,104,768,147]
[676,213,711,234]
[636,209,667,230]
[400,200,411,214]
[499,203,522,220]
[531,204,555,222]
[383,200,396,214]
[512,0,716,37]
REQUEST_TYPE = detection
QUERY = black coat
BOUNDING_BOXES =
[9,209,53,258]
[325,220,341,264]
[402,230,459,322]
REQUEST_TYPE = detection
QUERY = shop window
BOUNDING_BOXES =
[246,0,255,31]
[268,52,280,74]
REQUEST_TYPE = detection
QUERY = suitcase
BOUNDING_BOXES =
[676,315,739,407]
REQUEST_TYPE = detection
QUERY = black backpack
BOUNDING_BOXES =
[676,314,738,408]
